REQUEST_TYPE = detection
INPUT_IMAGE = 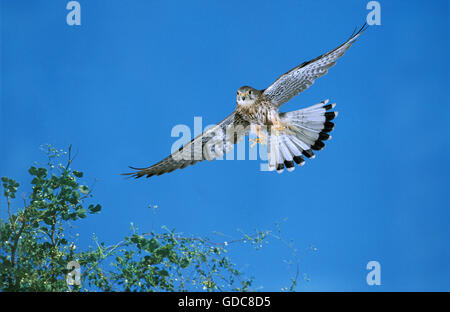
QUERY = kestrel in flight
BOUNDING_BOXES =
[124,25,367,178]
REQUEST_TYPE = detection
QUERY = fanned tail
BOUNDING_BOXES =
[268,99,337,173]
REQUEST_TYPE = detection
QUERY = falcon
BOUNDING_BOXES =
[124,25,367,178]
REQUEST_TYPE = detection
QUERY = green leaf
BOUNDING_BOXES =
[77,208,87,218]
[43,217,54,225]
[88,204,101,213]
[37,168,48,178]
[73,171,83,178]
[79,185,89,194]
[70,213,78,220]
[144,238,159,252]
[28,166,38,175]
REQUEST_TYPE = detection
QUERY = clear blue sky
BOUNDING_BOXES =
[1,0,449,291]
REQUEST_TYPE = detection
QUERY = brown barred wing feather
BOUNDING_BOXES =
[122,112,249,178]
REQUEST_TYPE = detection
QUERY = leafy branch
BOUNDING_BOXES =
[0,145,303,292]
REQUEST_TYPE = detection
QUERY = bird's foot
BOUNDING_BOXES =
[250,137,267,148]
[272,124,286,136]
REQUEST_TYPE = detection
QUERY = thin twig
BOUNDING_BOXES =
[65,144,73,171]
[7,195,17,235]
[9,215,27,289]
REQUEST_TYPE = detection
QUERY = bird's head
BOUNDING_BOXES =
[236,86,260,107]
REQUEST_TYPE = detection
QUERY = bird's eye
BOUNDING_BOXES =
[248,90,252,95]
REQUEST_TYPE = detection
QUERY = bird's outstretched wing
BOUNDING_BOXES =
[123,112,250,178]
[263,24,367,107]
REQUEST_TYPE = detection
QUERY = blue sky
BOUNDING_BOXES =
[1,0,449,291]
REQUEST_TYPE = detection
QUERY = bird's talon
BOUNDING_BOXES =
[273,125,286,136]
[250,137,266,148]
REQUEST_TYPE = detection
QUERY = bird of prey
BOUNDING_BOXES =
[124,25,367,178]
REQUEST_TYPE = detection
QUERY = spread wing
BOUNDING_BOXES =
[263,24,367,107]
[123,112,250,178]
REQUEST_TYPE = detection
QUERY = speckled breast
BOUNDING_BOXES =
[237,100,277,126]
